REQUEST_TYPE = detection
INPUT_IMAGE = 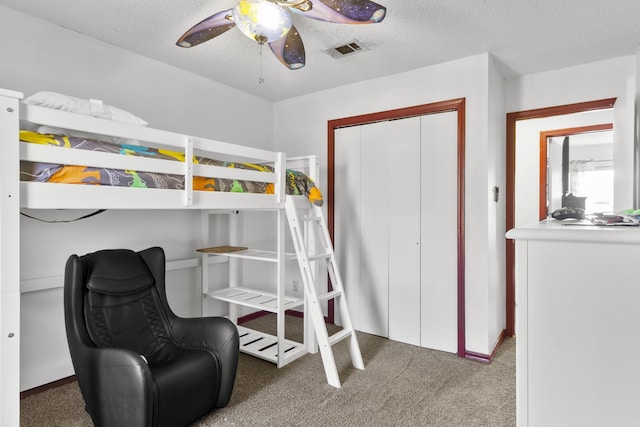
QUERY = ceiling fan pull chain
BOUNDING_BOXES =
[258,43,265,84]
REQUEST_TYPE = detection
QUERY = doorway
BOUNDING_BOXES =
[505,98,617,335]
[538,123,614,220]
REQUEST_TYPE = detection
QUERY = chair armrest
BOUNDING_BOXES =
[74,347,154,427]
[171,317,239,407]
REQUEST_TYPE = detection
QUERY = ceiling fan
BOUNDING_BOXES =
[176,0,386,70]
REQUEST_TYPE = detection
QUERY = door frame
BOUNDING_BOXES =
[327,98,467,358]
[538,123,614,220]
[505,98,617,335]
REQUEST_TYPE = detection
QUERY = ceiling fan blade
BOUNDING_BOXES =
[268,25,305,70]
[289,0,386,24]
[176,9,236,48]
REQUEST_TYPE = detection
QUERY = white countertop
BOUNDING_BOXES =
[506,219,640,244]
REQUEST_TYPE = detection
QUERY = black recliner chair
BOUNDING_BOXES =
[64,246,239,427]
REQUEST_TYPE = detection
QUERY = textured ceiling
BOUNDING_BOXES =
[1,0,640,101]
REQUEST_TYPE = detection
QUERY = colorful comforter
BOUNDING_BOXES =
[19,131,323,206]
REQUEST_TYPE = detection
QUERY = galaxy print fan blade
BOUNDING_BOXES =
[290,0,386,24]
[268,25,306,70]
[176,9,236,48]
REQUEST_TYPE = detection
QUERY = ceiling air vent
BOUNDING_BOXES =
[326,40,369,59]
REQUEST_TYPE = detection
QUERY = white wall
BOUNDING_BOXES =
[0,5,274,390]
[487,56,507,351]
[274,53,507,356]
[505,56,635,113]
[635,46,640,207]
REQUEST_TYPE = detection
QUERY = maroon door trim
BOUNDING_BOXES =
[505,98,617,336]
[327,98,467,357]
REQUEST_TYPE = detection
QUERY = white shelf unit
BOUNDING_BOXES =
[206,286,302,313]
[200,206,312,368]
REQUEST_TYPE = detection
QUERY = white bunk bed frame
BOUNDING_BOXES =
[17,106,289,210]
[0,88,362,426]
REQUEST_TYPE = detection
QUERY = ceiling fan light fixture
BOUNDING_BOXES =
[233,0,293,44]
[275,0,312,12]
[177,0,386,71]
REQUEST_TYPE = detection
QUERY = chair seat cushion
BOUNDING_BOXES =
[152,349,220,427]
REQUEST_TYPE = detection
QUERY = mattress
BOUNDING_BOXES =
[19,131,323,206]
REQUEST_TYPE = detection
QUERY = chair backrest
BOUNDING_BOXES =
[81,249,184,366]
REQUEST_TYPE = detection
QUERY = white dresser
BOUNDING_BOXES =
[507,221,640,427]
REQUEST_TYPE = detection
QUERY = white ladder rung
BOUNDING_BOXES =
[317,289,342,302]
[328,329,354,346]
[308,252,332,261]
[301,215,322,222]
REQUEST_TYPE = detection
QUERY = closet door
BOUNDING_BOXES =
[371,118,421,346]
[420,111,458,353]
[334,126,362,330]
[336,119,421,341]
[356,121,390,337]
[336,123,390,337]
[335,111,458,351]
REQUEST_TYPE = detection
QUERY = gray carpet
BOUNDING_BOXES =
[20,315,515,426]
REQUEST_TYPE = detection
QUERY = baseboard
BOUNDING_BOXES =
[463,329,506,363]
[21,365,75,393]
[20,375,76,399]
[237,310,271,324]
[238,309,330,324]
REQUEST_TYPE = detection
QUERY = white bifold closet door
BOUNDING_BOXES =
[420,111,458,353]
[334,111,458,353]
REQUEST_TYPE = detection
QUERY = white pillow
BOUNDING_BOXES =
[24,91,148,126]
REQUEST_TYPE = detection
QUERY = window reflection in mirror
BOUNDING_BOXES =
[546,128,613,214]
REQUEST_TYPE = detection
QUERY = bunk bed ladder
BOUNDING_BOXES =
[284,197,364,388]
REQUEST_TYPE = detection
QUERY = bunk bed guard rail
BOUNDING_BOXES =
[15,101,287,210]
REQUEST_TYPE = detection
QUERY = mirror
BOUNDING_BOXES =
[545,127,614,215]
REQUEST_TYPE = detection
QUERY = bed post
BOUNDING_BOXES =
[184,136,194,206]
[275,152,286,205]
[0,88,22,427]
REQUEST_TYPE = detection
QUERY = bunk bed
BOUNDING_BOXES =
[0,88,362,425]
